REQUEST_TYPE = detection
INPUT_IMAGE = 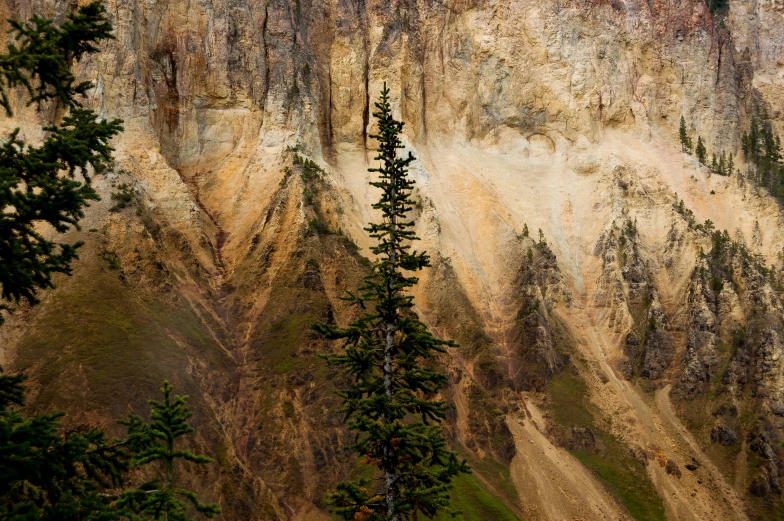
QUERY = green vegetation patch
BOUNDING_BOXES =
[15,245,230,421]
[548,369,666,521]
[433,472,520,521]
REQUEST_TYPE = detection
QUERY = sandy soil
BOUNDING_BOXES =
[508,401,631,521]
[555,291,748,521]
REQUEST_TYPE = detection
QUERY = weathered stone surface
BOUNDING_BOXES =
[2,0,784,518]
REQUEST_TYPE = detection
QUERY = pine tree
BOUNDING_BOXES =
[749,116,761,163]
[313,84,469,521]
[117,382,220,521]
[0,1,123,324]
[679,116,692,153]
[718,151,726,176]
[0,368,129,521]
[711,153,718,173]
[696,136,707,164]
[727,152,734,176]
[0,5,129,516]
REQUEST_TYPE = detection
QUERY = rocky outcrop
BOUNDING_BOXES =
[592,176,676,381]
[505,231,572,392]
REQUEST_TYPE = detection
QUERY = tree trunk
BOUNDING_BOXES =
[383,173,399,521]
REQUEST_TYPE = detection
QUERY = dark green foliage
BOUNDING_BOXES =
[696,136,706,165]
[0,2,113,115]
[117,382,220,521]
[679,116,692,154]
[313,84,469,521]
[111,184,136,211]
[0,367,129,521]
[742,112,784,200]
[0,373,220,521]
[293,154,326,182]
[0,1,123,323]
[673,195,697,228]
[705,0,729,16]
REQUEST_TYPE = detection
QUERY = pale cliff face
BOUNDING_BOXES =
[3,1,784,519]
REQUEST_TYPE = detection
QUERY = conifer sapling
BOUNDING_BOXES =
[679,116,693,154]
[118,382,220,521]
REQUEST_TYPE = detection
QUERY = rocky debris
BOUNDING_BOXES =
[710,425,738,446]
[629,444,649,467]
[685,461,699,472]
[569,427,597,451]
[749,467,776,497]
[748,429,782,497]
[665,459,682,479]
[712,404,738,417]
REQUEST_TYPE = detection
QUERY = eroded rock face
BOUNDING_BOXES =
[3,0,784,518]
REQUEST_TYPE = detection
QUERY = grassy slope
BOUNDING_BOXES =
[434,472,520,521]
[13,241,231,423]
[335,458,520,521]
[548,369,666,521]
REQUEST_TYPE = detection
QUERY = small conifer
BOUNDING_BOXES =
[679,116,693,153]
[696,136,706,164]
[0,368,128,520]
[118,382,221,521]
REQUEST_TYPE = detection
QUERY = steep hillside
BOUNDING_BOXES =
[2,0,784,519]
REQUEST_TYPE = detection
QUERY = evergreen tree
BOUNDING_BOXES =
[0,1,123,324]
[727,152,734,176]
[679,116,693,153]
[313,84,469,521]
[718,151,726,176]
[117,382,220,521]
[0,368,129,521]
[696,136,707,164]
[711,153,718,173]
[748,116,761,163]
[743,112,784,200]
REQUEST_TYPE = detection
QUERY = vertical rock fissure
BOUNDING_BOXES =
[420,66,427,139]
[260,4,270,113]
[362,56,370,153]
[360,0,370,154]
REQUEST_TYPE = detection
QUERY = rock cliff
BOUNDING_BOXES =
[3,0,784,519]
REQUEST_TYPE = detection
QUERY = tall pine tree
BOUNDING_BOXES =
[117,382,221,521]
[313,84,469,521]
[0,1,123,323]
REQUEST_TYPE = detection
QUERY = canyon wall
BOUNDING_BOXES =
[3,0,784,519]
